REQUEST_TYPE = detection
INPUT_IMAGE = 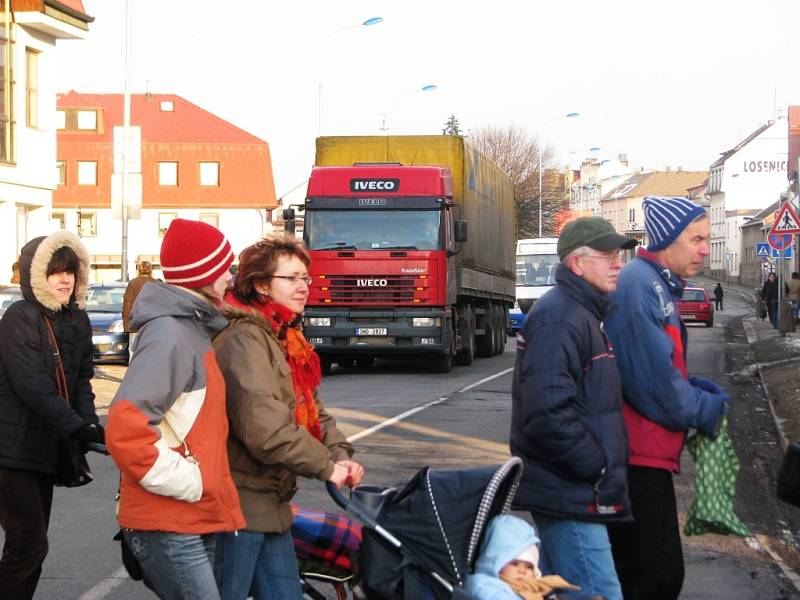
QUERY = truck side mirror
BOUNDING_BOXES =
[454,220,468,243]
[283,208,296,236]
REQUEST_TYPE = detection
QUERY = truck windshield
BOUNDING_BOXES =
[305,210,442,251]
[516,254,560,286]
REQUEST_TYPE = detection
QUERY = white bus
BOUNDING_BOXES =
[509,237,559,331]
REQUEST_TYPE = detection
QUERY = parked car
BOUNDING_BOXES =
[0,285,22,318]
[508,300,525,334]
[86,282,129,363]
[677,286,714,327]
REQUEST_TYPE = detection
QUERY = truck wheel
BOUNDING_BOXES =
[432,350,453,373]
[455,306,475,366]
[356,357,375,370]
[491,305,504,355]
[320,356,332,376]
[476,307,494,358]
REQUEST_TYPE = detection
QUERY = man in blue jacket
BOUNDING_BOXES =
[604,196,729,600]
[510,217,637,600]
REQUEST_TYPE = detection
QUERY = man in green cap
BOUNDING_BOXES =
[510,217,637,600]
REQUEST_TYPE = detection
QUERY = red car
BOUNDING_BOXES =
[677,287,714,327]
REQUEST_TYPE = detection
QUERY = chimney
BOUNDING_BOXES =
[666,166,671,173]
[677,166,683,172]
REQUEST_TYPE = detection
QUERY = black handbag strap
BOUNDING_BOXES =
[42,316,70,404]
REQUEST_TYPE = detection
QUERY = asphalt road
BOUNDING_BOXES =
[3,286,800,598]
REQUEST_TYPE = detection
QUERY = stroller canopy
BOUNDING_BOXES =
[371,458,522,589]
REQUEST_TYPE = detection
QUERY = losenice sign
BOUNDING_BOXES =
[742,160,787,173]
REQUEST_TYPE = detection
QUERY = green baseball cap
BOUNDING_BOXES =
[557,217,638,260]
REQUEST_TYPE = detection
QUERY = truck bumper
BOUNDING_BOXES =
[303,307,450,355]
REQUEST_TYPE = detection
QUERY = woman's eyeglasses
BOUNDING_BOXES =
[271,275,313,286]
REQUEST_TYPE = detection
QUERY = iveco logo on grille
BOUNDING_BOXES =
[357,279,388,287]
[350,178,399,192]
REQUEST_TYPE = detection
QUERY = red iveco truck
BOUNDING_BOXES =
[299,135,516,373]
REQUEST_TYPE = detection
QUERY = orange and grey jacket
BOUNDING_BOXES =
[106,282,245,534]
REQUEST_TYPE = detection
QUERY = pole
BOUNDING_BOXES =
[120,0,131,282]
[538,151,543,238]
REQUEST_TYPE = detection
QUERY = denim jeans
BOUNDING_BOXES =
[123,529,220,600]
[214,529,302,600]
[533,513,623,600]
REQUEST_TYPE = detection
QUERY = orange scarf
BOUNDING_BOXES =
[225,293,322,440]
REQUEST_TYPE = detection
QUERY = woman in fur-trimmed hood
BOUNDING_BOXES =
[0,230,102,599]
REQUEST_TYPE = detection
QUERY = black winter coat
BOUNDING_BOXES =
[510,265,631,522]
[0,232,97,475]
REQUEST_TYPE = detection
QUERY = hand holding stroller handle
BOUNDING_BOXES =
[85,442,109,455]
[326,481,348,509]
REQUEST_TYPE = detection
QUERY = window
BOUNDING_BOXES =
[0,21,16,163]
[160,100,174,112]
[199,162,219,186]
[77,161,97,185]
[25,48,38,128]
[78,212,96,237]
[158,212,177,237]
[77,110,97,130]
[51,212,65,229]
[56,109,65,130]
[199,213,219,228]
[158,162,178,186]
[628,208,635,223]
[56,160,65,185]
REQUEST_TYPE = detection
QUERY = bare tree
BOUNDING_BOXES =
[470,124,563,238]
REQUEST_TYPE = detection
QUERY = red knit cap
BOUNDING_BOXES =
[160,219,234,289]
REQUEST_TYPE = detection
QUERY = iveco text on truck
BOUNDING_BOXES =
[298,135,516,373]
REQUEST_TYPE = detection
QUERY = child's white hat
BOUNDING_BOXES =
[514,544,540,567]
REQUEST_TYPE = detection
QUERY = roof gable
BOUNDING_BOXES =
[602,170,708,201]
[710,120,775,169]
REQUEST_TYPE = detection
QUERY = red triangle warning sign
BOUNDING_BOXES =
[770,202,800,235]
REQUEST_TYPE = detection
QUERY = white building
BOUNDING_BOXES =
[0,2,92,283]
[707,117,789,280]
[724,209,759,279]
[569,155,635,218]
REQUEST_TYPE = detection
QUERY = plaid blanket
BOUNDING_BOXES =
[291,504,362,573]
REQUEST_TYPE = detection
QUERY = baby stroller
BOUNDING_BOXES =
[326,457,524,600]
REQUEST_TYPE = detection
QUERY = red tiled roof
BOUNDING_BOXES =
[56,91,267,145]
[56,0,88,14]
[789,106,800,181]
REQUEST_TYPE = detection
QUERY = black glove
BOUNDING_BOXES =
[74,423,104,446]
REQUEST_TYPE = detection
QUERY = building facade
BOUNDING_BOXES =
[0,0,92,283]
[53,92,278,281]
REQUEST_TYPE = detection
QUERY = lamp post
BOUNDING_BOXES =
[318,17,383,136]
[379,84,438,132]
[538,112,579,238]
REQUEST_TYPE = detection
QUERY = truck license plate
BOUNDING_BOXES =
[355,327,387,336]
[684,314,695,320]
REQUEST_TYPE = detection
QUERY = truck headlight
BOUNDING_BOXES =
[108,319,124,333]
[307,317,332,327]
[410,317,441,327]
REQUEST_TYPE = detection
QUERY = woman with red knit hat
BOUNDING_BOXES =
[212,234,363,600]
[106,219,245,599]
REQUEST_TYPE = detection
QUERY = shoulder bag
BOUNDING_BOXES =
[43,316,93,488]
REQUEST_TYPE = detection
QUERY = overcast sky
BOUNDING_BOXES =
[54,0,800,203]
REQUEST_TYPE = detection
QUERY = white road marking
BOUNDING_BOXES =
[77,566,128,600]
[347,366,513,443]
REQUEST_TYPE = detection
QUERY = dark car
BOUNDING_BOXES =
[677,287,714,327]
[0,285,22,318]
[86,282,129,363]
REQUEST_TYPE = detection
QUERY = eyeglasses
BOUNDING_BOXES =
[271,275,313,286]
[581,251,625,264]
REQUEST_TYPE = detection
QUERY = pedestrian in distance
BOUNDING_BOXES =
[787,272,800,326]
[604,196,730,600]
[510,216,638,600]
[212,234,363,600]
[121,259,158,333]
[10,260,20,284]
[106,219,245,600]
[761,272,787,329]
[713,282,724,311]
[0,231,103,600]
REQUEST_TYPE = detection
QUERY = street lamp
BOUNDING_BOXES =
[379,84,438,132]
[318,17,383,136]
[538,112,579,238]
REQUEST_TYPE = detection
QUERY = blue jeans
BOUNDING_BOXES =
[123,529,219,599]
[533,514,623,600]
[214,529,302,600]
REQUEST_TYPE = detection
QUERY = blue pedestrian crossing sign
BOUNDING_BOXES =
[756,243,770,258]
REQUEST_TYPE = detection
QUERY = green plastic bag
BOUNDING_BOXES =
[684,416,750,536]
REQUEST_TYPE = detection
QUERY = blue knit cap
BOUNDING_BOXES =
[643,196,707,251]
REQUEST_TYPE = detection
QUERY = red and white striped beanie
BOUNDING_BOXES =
[160,219,234,289]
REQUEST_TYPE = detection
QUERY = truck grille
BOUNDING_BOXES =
[320,274,422,304]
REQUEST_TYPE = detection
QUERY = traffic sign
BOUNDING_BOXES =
[756,243,770,258]
[770,201,800,234]
[768,232,792,250]
[771,246,794,259]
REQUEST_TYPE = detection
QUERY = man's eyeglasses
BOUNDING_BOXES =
[271,275,313,286]
[581,251,625,264]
